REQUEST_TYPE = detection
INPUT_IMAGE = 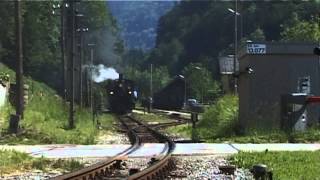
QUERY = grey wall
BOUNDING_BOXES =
[238,42,320,130]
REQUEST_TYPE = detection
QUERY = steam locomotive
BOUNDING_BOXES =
[106,74,136,114]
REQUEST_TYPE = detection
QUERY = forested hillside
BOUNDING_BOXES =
[121,0,319,102]
[0,1,122,91]
[148,1,320,76]
[107,1,176,50]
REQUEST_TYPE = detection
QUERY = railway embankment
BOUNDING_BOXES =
[0,63,121,146]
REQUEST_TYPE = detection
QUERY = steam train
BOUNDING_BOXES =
[106,74,136,114]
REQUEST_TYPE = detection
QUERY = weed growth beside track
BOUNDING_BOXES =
[0,149,83,175]
[230,151,320,180]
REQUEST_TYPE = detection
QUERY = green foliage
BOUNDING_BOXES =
[124,66,171,99]
[248,27,266,42]
[208,129,320,143]
[281,16,320,42]
[151,1,319,77]
[183,63,220,103]
[197,95,238,138]
[230,151,320,180]
[149,38,184,73]
[0,149,83,175]
[166,124,193,139]
[0,1,122,91]
[0,72,9,84]
[22,1,61,89]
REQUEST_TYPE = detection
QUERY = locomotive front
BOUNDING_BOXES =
[106,74,136,114]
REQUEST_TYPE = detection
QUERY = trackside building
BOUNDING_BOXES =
[238,42,320,130]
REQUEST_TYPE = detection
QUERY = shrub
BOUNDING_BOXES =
[197,95,238,139]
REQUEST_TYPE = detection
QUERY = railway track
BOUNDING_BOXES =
[52,115,175,180]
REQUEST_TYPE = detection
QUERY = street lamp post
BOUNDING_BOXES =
[228,0,240,94]
[76,26,88,108]
[177,75,186,107]
[182,65,202,108]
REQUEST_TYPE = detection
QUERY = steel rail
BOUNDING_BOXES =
[51,116,140,180]
[125,115,176,180]
[52,115,175,180]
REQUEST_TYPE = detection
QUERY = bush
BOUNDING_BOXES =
[197,95,238,139]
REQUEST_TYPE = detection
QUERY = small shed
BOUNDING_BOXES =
[238,42,320,130]
[153,76,185,110]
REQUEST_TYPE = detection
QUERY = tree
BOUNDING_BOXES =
[148,38,184,74]
[281,16,320,42]
[183,63,220,103]
[248,27,266,42]
[123,66,170,100]
[0,2,15,64]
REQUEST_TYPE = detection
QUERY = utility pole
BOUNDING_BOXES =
[234,0,238,94]
[149,64,153,112]
[15,0,23,118]
[9,0,23,134]
[78,31,83,107]
[53,2,67,101]
[77,27,88,108]
[69,1,75,129]
[61,1,67,101]
[88,43,95,122]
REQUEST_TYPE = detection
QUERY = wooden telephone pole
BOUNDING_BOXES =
[69,1,75,129]
[9,0,24,134]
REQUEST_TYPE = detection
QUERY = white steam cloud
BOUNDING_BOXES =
[93,64,119,83]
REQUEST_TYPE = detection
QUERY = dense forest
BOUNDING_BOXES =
[121,0,320,101]
[152,1,319,75]
[108,1,176,50]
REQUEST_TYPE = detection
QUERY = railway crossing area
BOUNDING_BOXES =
[1,143,320,159]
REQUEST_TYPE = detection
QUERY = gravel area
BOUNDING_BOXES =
[168,155,253,180]
[96,131,130,144]
[1,169,64,180]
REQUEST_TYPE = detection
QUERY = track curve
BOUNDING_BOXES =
[52,114,175,180]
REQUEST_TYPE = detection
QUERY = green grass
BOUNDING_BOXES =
[204,129,320,143]
[0,149,83,175]
[96,113,117,131]
[230,151,320,180]
[0,63,115,145]
[166,124,193,139]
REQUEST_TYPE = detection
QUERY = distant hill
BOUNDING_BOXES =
[107,1,177,50]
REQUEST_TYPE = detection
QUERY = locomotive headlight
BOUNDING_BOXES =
[110,91,114,95]
[128,91,132,94]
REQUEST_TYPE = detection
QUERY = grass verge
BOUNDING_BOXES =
[166,124,192,139]
[0,149,83,175]
[229,151,320,180]
[0,63,115,145]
